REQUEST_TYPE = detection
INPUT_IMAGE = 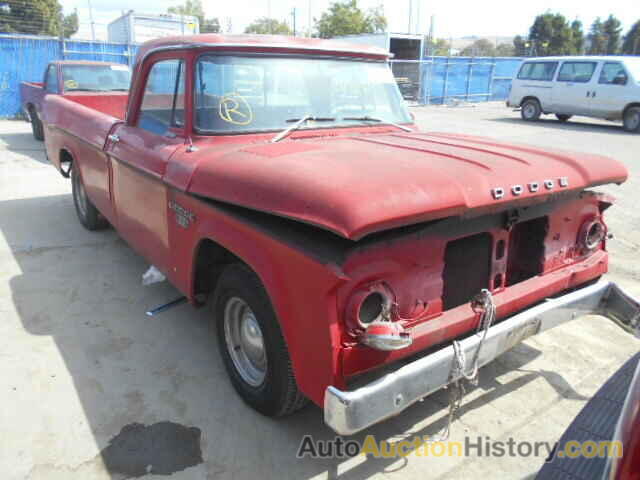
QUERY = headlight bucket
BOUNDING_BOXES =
[579,218,607,251]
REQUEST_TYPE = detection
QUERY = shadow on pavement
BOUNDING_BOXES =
[2,192,575,479]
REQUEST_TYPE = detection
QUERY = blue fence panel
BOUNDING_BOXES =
[0,34,136,118]
[420,56,524,105]
[0,35,61,118]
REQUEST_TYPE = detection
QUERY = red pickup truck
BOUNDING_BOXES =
[42,34,640,435]
[21,60,130,140]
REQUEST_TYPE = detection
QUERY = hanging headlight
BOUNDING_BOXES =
[345,283,412,351]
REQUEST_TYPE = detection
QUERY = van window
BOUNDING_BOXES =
[517,62,558,81]
[599,63,628,85]
[139,59,185,136]
[557,62,597,83]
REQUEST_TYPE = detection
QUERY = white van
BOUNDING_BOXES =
[507,56,640,132]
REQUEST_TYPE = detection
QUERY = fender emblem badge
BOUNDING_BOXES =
[168,201,195,228]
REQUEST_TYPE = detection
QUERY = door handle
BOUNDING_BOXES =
[586,91,590,97]
[108,134,120,143]
[592,91,596,98]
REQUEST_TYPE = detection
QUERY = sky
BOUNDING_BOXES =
[60,0,639,42]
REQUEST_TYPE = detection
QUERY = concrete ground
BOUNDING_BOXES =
[1,103,639,479]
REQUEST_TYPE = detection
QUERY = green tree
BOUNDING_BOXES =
[0,0,77,37]
[513,35,529,56]
[244,17,292,35]
[602,14,622,54]
[62,9,77,38]
[315,0,387,39]
[425,38,450,56]
[495,43,515,56]
[622,20,640,54]
[168,0,220,33]
[588,17,607,54]
[528,12,576,56]
[460,38,496,57]
[570,20,584,54]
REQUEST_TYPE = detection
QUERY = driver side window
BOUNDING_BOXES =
[138,59,185,136]
[599,63,628,86]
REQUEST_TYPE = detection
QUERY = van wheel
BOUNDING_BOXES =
[213,263,307,417]
[556,114,572,122]
[71,166,109,231]
[623,107,640,132]
[521,99,541,121]
[29,107,44,141]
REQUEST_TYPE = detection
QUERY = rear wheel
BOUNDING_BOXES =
[521,99,541,121]
[213,263,307,417]
[29,107,44,141]
[623,107,640,133]
[71,166,109,231]
[556,114,572,122]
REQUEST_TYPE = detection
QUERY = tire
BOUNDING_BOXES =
[29,107,44,141]
[213,263,307,417]
[556,114,572,122]
[71,166,109,231]
[521,99,541,121]
[623,107,640,133]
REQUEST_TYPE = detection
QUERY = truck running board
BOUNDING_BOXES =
[324,280,640,435]
[145,296,187,317]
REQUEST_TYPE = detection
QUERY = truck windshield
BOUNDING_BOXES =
[62,64,131,92]
[194,55,411,133]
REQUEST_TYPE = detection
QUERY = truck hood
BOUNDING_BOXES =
[184,132,628,240]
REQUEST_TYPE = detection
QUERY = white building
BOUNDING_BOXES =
[108,11,199,45]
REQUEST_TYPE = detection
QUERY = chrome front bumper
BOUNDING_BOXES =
[324,280,640,435]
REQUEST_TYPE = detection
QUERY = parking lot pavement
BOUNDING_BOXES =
[1,104,639,480]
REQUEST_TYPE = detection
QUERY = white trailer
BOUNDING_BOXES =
[108,12,199,45]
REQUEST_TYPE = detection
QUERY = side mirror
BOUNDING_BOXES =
[613,74,627,85]
[410,112,415,122]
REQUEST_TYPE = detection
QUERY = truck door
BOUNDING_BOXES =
[105,58,186,273]
[590,61,631,119]
[552,61,598,116]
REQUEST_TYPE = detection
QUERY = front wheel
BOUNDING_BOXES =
[71,166,109,231]
[623,107,640,133]
[213,263,307,417]
[556,114,572,122]
[521,99,541,121]
[29,107,44,141]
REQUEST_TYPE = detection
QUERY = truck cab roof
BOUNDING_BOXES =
[134,34,392,63]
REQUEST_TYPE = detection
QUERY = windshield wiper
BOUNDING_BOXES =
[270,115,336,143]
[107,88,129,91]
[343,115,413,132]
[68,88,105,92]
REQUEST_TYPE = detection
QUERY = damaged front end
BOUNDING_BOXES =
[321,190,633,433]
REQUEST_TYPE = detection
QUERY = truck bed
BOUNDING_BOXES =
[43,92,129,172]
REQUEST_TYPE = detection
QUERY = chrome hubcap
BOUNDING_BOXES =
[73,171,88,218]
[224,297,267,387]
[524,104,535,118]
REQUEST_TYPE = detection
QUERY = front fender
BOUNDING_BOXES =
[167,190,349,406]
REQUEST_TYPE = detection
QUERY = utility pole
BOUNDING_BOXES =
[408,0,412,34]
[87,0,96,41]
[291,8,296,36]
[308,0,312,37]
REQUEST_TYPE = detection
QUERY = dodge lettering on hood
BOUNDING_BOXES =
[41,34,640,435]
